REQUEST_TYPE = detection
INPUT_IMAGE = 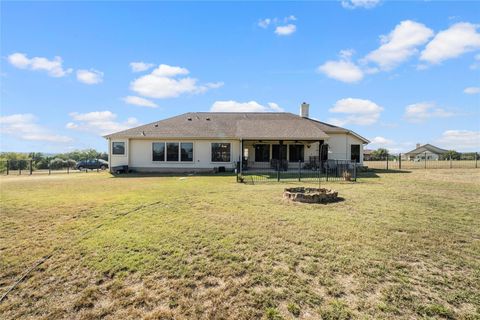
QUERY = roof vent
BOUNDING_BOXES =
[206,117,211,121]
[141,131,146,136]
[154,124,159,127]
[187,117,192,121]
[300,102,310,118]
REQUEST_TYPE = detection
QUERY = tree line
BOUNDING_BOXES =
[367,148,479,161]
[0,149,108,170]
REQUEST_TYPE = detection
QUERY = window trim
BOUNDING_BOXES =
[211,142,231,163]
[112,141,126,155]
[152,141,194,162]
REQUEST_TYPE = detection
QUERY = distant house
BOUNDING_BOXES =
[363,149,374,161]
[104,103,369,172]
[403,144,448,161]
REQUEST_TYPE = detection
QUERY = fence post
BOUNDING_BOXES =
[30,159,33,175]
[6,160,9,175]
[67,165,69,174]
[277,162,280,182]
[353,162,357,182]
[19,163,21,175]
[386,154,389,170]
[476,153,478,168]
[49,163,51,175]
[425,152,427,169]
[450,157,452,169]
[298,160,301,182]
[399,153,402,170]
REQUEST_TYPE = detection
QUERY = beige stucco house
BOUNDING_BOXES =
[104,103,369,173]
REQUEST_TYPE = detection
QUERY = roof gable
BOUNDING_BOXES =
[405,144,449,155]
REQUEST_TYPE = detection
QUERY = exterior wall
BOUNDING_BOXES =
[128,139,240,172]
[109,138,129,169]
[326,133,365,164]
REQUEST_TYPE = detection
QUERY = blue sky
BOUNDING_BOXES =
[1,0,479,153]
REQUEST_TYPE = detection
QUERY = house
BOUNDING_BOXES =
[104,103,369,173]
[403,143,449,161]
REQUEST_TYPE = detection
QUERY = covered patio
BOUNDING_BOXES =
[241,139,328,171]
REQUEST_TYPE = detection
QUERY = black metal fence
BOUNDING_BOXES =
[0,159,106,175]
[364,152,479,170]
[236,159,357,183]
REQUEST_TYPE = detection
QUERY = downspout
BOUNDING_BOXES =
[240,138,243,174]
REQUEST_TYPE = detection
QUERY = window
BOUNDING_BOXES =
[167,143,179,161]
[255,144,270,162]
[152,142,165,161]
[211,143,231,162]
[351,144,360,163]
[289,145,304,162]
[180,143,193,162]
[272,144,287,160]
[112,142,125,155]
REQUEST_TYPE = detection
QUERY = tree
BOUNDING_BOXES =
[443,150,460,160]
[371,148,389,160]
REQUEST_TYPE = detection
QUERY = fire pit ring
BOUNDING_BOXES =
[283,187,339,204]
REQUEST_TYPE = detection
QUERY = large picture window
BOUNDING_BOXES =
[112,142,125,155]
[167,143,179,161]
[152,142,165,161]
[289,145,304,162]
[255,144,270,162]
[211,143,231,162]
[181,143,193,162]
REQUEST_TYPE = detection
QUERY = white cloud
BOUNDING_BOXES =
[404,102,455,123]
[364,20,434,70]
[328,98,383,126]
[67,111,139,135]
[259,16,297,36]
[7,53,72,77]
[275,24,296,36]
[258,18,271,28]
[130,62,155,72]
[123,96,158,108]
[437,130,480,151]
[421,22,480,64]
[76,69,103,85]
[318,59,364,83]
[370,136,394,145]
[210,100,284,112]
[341,0,380,9]
[0,113,72,142]
[470,53,480,69]
[130,64,222,99]
[464,87,480,94]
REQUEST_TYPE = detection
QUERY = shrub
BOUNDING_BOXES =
[49,158,67,170]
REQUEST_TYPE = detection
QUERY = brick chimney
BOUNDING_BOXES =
[416,143,421,148]
[300,102,309,118]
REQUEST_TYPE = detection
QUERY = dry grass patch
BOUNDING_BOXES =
[1,169,479,319]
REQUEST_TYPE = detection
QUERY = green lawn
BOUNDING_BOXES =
[0,170,479,319]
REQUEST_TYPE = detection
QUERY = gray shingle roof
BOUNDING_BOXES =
[104,112,368,142]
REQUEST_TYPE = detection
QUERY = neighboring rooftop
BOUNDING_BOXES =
[404,144,449,155]
[104,112,369,142]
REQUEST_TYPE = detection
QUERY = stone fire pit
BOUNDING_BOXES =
[283,187,339,203]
